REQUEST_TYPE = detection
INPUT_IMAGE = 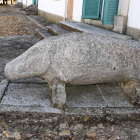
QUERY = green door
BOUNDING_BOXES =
[32,0,38,6]
[82,0,119,25]
[102,0,119,25]
[82,0,101,19]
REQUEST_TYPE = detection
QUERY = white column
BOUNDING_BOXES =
[17,0,22,2]
[118,0,130,17]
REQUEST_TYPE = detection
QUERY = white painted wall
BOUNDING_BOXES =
[38,0,67,17]
[127,0,140,29]
[23,0,32,6]
[17,0,22,2]
[72,0,83,22]
[23,0,26,5]
[27,0,32,6]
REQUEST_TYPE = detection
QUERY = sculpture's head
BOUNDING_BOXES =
[5,41,50,80]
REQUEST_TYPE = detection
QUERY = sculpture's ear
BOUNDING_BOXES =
[5,41,50,80]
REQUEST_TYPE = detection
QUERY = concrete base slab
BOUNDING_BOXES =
[0,82,140,124]
[60,21,132,40]
[1,82,138,122]
[1,83,132,108]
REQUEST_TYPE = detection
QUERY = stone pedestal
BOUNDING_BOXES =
[113,15,127,34]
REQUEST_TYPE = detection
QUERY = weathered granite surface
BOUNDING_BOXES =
[5,33,140,109]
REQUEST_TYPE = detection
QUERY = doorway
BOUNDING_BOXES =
[82,0,119,25]
[32,0,38,6]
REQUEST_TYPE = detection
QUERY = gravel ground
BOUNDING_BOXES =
[0,15,40,36]
[0,121,140,140]
[0,5,40,37]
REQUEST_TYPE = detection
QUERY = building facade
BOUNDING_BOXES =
[22,0,140,41]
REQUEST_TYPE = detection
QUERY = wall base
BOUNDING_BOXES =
[126,26,140,41]
[38,9,63,24]
[84,19,113,31]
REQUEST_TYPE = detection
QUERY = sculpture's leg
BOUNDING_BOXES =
[121,80,140,106]
[51,81,66,110]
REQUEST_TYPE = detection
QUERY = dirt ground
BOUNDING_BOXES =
[0,5,40,37]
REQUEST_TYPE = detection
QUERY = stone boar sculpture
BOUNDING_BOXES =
[5,33,140,109]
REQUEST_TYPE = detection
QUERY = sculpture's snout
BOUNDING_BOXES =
[5,62,15,80]
[5,57,28,80]
[5,41,50,81]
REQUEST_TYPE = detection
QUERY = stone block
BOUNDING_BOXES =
[113,15,127,34]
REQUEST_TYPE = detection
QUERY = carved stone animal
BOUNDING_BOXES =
[5,33,140,109]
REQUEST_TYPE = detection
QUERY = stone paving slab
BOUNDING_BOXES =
[46,24,71,36]
[66,85,106,107]
[0,80,9,102]
[60,21,132,40]
[1,83,51,106]
[97,83,132,107]
[35,28,54,39]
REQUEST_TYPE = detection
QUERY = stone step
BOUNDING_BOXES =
[46,24,71,36]
[60,21,132,40]
[26,15,53,29]
[35,28,54,39]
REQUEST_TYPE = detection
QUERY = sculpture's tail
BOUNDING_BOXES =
[5,41,50,80]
